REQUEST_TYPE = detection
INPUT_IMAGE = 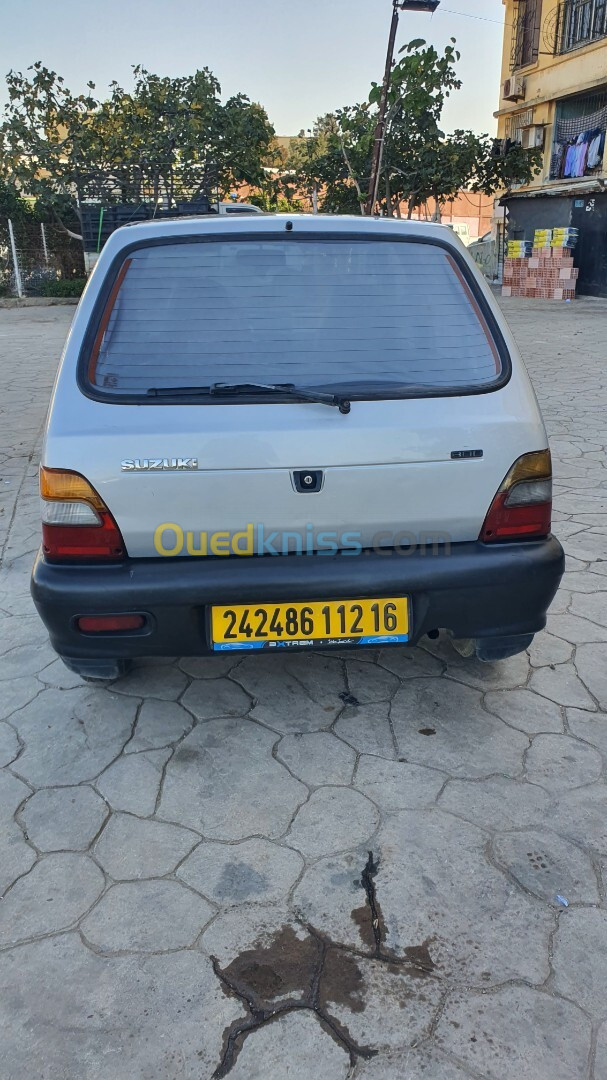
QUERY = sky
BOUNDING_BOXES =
[0,0,507,137]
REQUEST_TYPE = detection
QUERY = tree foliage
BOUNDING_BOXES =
[286,39,542,216]
[0,63,276,230]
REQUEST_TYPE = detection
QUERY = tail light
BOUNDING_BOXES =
[480,450,552,542]
[77,614,145,632]
[40,467,126,562]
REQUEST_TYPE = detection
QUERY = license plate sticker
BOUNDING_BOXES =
[210,597,409,651]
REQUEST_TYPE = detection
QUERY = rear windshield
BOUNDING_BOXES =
[87,238,504,398]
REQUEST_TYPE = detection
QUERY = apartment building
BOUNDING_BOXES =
[496,0,607,295]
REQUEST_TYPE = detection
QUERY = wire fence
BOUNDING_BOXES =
[0,217,85,298]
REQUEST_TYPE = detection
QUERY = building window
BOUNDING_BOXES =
[549,90,607,179]
[505,108,535,145]
[511,0,542,69]
[556,0,607,52]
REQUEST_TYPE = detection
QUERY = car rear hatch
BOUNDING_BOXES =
[45,222,547,558]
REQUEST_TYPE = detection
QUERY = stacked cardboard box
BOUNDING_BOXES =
[502,247,579,300]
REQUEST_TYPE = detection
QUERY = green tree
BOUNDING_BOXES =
[287,39,542,216]
[0,62,276,233]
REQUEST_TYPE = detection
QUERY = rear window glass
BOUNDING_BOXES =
[88,239,503,397]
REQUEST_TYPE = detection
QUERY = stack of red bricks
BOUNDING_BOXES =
[503,248,579,300]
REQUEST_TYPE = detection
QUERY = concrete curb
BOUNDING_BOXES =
[0,297,80,309]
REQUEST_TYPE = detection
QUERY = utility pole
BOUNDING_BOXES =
[365,0,440,217]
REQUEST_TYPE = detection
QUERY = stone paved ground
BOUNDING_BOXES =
[0,297,606,1079]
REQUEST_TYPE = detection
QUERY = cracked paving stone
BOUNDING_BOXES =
[111,662,188,700]
[566,707,607,755]
[574,643,607,709]
[553,908,607,1018]
[527,632,574,669]
[484,688,564,734]
[344,659,399,704]
[293,849,388,954]
[227,1009,350,1080]
[0,934,243,1078]
[159,718,307,839]
[437,777,551,831]
[201,902,301,968]
[548,588,572,615]
[0,769,29,819]
[177,837,303,905]
[319,949,443,1052]
[563,570,607,593]
[236,653,345,733]
[548,611,607,645]
[81,879,214,952]
[528,663,595,709]
[10,687,137,787]
[0,614,48,653]
[354,1047,473,1078]
[0,639,57,680]
[36,657,87,689]
[178,655,239,678]
[569,590,607,627]
[491,828,599,903]
[94,812,199,880]
[276,731,356,786]
[391,679,528,778]
[0,721,19,766]
[563,531,607,562]
[525,733,603,791]
[333,702,396,759]
[20,785,108,852]
[0,675,40,720]
[435,984,590,1080]
[377,645,444,679]
[423,635,530,691]
[375,810,553,986]
[95,747,171,816]
[546,783,607,856]
[125,699,193,753]
[1,814,37,889]
[0,854,105,945]
[286,786,380,860]
[354,755,445,811]
[181,676,251,721]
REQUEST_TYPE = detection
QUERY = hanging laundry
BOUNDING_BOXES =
[587,131,605,169]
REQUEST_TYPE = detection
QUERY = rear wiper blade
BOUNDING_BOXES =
[210,382,351,414]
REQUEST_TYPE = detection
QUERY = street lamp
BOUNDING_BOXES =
[365,0,440,216]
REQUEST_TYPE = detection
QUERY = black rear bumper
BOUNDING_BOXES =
[31,538,565,660]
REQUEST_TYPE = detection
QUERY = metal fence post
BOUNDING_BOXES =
[7,218,24,299]
[41,223,49,264]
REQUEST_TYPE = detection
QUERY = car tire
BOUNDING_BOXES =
[59,656,133,681]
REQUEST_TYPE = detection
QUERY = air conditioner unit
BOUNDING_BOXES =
[521,124,545,149]
[503,75,526,102]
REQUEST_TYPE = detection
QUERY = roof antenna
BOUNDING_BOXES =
[285,220,293,231]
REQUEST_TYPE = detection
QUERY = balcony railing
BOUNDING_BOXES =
[554,0,607,53]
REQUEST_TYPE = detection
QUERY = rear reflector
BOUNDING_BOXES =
[40,467,126,563]
[77,614,145,633]
[481,450,552,543]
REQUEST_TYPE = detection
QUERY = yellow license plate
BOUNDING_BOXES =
[211,596,409,651]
